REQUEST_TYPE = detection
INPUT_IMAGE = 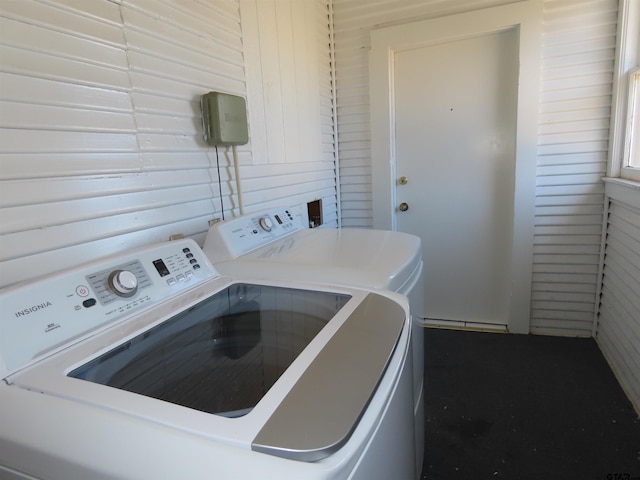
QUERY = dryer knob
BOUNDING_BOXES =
[109,270,138,297]
[259,216,274,232]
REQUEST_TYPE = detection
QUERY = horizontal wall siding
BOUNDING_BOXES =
[531,0,617,336]
[0,0,145,286]
[597,197,640,412]
[0,0,336,288]
[0,0,238,287]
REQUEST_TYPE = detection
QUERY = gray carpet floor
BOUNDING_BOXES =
[421,328,640,480]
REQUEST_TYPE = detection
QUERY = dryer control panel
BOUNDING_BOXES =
[203,207,305,262]
[0,239,218,378]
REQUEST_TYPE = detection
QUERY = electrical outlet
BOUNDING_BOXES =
[307,199,322,228]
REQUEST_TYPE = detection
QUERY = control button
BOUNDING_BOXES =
[193,264,201,270]
[82,298,97,308]
[167,278,177,286]
[183,248,191,253]
[185,271,194,279]
[259,216,274,232]
[76,285,90,297]
[176,274,186,282]
[190,259,197,264]
[186,253,194,259]
[108,270,138,297]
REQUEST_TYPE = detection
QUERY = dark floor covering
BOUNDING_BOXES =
[421,328,640,480]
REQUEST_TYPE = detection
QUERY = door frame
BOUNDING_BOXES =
[369,1,542,334]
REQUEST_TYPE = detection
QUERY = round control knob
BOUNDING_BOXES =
[108,270,138,297]
[259,216,274,232]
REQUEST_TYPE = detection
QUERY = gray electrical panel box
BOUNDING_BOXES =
[201,92,249,146]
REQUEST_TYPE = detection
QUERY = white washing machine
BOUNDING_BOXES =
[0,239,415,480]
[203,207,426,477]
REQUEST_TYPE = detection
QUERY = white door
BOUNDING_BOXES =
[369,3,543,333]
[394,30,518,326]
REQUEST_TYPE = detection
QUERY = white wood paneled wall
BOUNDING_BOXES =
[239,0,338,222]
[0,0,335,288]
[332,0,617,336]
[597,184,640,414]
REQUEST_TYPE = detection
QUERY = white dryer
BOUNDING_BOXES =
[203,207,426,477]
[0,239,415,480]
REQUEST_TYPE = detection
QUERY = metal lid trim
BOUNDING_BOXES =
[251,292,406,462]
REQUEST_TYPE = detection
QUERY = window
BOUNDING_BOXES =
[608,0,640,182]
[623,69,640,177]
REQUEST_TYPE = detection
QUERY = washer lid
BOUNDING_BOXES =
[8,283,408,464]
[215,228,422,292]
[66,283,352,420]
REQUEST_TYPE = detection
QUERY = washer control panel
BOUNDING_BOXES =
[0,239,218,378]
[203,207,305,262]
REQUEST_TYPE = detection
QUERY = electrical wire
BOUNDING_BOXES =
[215,144,225,220]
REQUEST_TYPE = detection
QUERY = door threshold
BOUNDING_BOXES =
[419,318,508,333]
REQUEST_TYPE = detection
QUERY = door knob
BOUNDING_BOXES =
[399,176,408,185]
[399,202,409,212]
